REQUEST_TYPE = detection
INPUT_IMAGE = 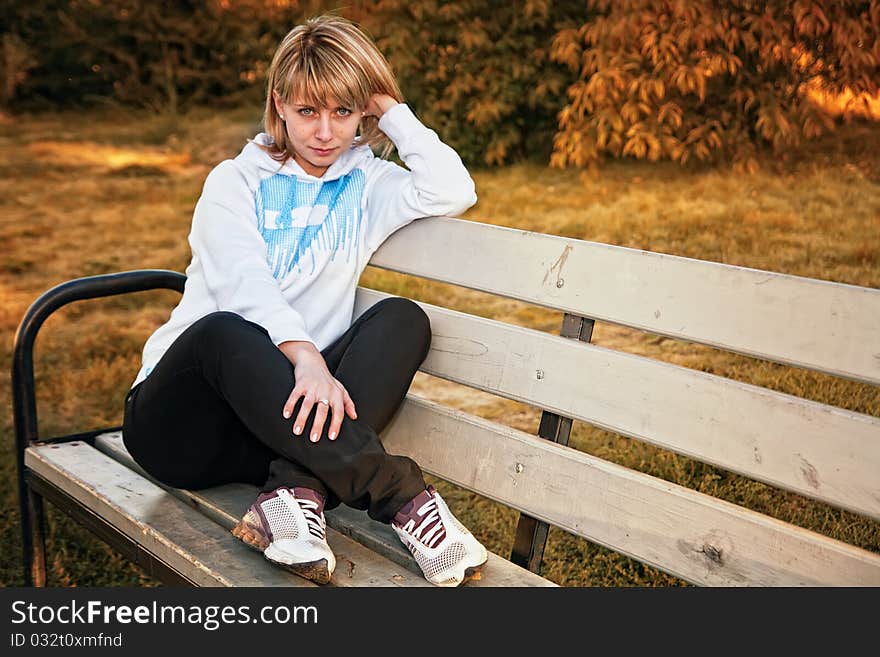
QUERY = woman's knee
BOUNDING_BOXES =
[374,297,432,352]
[185,312,276,366]
[189,311,269,345]
[190,311,246,334]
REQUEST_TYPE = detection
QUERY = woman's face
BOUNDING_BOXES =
[274,93,363,178]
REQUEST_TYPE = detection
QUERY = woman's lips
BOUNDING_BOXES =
[311,147,336,156]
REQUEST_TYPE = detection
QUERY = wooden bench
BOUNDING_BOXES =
[13,216,880,587]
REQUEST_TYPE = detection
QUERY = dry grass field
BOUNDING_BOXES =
[1,106,878,586]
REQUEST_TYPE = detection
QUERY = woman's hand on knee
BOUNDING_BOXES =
[282,355,358,443]
[311,384,357,443]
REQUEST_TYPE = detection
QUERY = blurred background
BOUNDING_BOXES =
[1,0,878,586]
[5,0,880,166]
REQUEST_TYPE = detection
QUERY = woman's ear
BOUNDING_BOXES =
[272,91,285,119]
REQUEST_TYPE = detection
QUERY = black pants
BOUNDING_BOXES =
[122,297,430,523]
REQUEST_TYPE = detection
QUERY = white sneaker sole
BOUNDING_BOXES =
[264,544,334,585]
[431,546,489,587]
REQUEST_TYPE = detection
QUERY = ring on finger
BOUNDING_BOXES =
[318,399,330,406]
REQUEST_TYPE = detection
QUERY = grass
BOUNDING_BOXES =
[0,105,878,587]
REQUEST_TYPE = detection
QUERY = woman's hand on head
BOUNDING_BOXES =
[362,93,399,119]
[278,341,357,443]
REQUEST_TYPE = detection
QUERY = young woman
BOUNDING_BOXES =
[122,15,487,587]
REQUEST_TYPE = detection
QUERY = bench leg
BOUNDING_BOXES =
[511,514,550,573]
[21,482,48,587]
[511,313,594,574]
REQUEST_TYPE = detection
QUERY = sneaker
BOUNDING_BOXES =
[391,486,488,587]
[231,486,335,584]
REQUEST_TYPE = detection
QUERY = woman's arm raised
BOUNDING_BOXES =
[361,95,478,251]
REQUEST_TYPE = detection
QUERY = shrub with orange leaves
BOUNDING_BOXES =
[550,0,880,169]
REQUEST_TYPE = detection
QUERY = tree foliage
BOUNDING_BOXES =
[4,0,308,112]
[357,0,583,165]
[3,1,878,168]
[550,0,880,169]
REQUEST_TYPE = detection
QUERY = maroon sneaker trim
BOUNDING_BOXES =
[392,486,447,549]
[252,494,278,542]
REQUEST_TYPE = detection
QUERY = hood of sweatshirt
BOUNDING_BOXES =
[237,132,374,182]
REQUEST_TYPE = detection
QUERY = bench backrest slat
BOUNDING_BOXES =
[356,289,880,522]
[369,217,880,385]
[381,395,880,586]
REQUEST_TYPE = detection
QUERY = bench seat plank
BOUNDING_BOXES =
[378,395,880,587]
[370,217,880,384]
[93,433,555,588]
[26,442,313,587]
[26,442,439,587]
[355,288,880,522]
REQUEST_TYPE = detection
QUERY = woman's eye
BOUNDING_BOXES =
[337,108,352,116]
[298,108,314,116]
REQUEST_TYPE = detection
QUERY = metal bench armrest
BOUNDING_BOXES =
[11,270,186,585]
[12,269,185,448]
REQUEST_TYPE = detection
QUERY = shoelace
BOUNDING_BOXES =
[280,489,326,540]
[400,497,446,550]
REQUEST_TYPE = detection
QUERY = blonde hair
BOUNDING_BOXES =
[263,15,403,163]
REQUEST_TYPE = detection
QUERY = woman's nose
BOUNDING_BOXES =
[315,115,333,141]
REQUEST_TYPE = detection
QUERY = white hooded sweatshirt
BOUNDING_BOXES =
[131,103,476,388]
